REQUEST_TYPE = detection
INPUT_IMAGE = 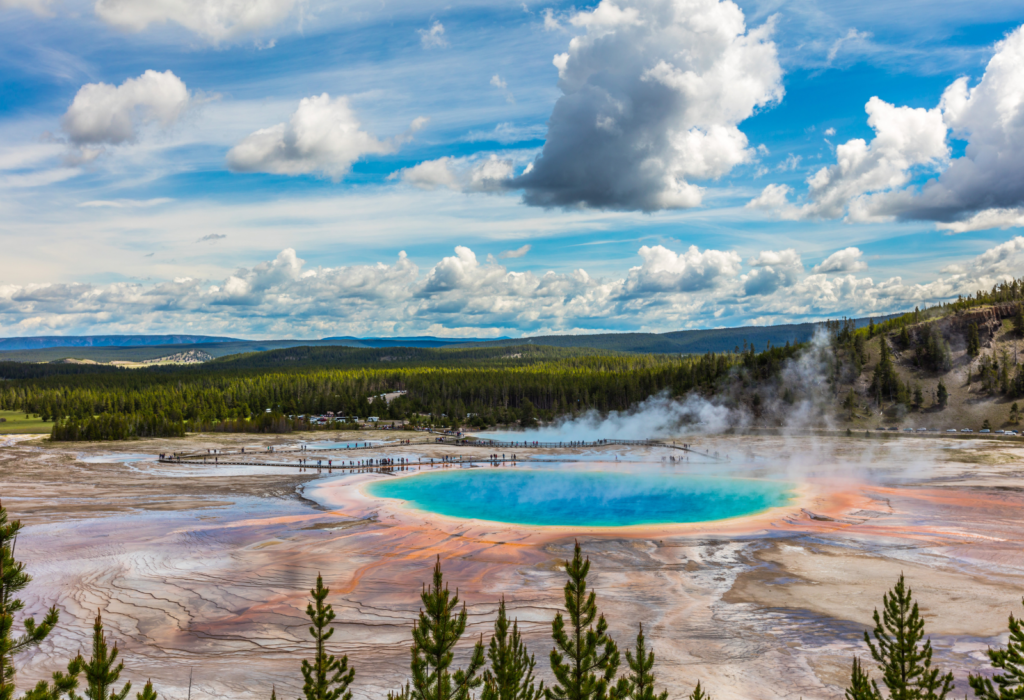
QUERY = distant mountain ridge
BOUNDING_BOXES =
[0,319,897,362]
[456,317,893,355]
[0,335,240,351]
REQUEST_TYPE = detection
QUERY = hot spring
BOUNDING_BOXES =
[365,468,795,527]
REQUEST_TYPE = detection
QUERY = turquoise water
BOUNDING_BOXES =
[365,469,794,527]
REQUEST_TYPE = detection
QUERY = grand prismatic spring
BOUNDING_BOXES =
[365,469,795,527]
[4,430,1024,700]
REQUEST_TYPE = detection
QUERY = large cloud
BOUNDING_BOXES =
[752,25,1024,229]
[227,94,424,179]
[743,248,802,295]
[94,0,298,41]
[61,70,190,146]
[3,238,1022,337]
[622,245,742,294]
[511,0,783,212]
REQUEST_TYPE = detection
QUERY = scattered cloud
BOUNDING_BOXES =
[752,25,1024,230]
[419,20,448,49]
[622,245,742,295]
[78,198,174,208]
[777,153,802,172]
[937,208,1024,234]
[461,122,547,144]
[4,237,1023,336]
[0,0,51,15]
[198,233,227,243]
[499,244,531,259]
[743,248,803,296]
[227,93,425,179]
[827,28,872,64]
[392,154,516,193]
[812,246,868,273]
[61,70,190,149]
[490,74,514,103]
[93,0,298,42]
[512,0,784,212]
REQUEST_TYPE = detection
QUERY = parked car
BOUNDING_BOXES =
[961,428,973,433]
[903,428,913,432]
[946,428,957,433]
[888,427,898,431]
[917,427,928,432]
[980,428,991,433]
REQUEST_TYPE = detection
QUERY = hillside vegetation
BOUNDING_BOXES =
[1,281,1021,440]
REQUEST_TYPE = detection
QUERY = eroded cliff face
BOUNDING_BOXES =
[941,303,1015,347]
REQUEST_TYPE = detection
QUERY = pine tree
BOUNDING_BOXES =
[0,500,60,700]
[482,598,543,700]
[687,681,712,700]
[968,323,981,357]
[859,574,954,700]
[546,542,625,700]
[70,613,131,700]
[135,681,157,700]
[872,340,898,406]
[622,626,666,700]
[1013,305,1024,339]
[519,401,538,429]
[845,658,880,700]
[936,381,949,408]
[301,574,354,700]
[899,327,911,350]
[969,599,1024,700]
[392,557,485,700]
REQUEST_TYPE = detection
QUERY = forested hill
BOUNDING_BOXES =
[0,342,806,440]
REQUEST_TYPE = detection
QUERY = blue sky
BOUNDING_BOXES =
[1,0,1023,338]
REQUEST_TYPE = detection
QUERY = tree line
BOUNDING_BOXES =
[4,500,1024,700]
[0,343,805,441]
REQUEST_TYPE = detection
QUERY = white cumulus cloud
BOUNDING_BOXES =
[812,246,867,273]
[743,248,803,295]
[61,70,190,146]
[623,244,742,294]
[513,0,784,212]
[753,25,1024,230]
[227,93,424,179]
[3,238,1024,336]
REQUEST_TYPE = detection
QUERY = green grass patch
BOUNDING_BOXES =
[0,410,54,434]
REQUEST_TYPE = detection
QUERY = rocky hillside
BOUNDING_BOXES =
[838,304,1023,431]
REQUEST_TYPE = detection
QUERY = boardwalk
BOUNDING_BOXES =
[157,434,724,470]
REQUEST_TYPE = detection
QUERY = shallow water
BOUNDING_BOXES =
[301,440,382,449]
[365,468,795,527]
